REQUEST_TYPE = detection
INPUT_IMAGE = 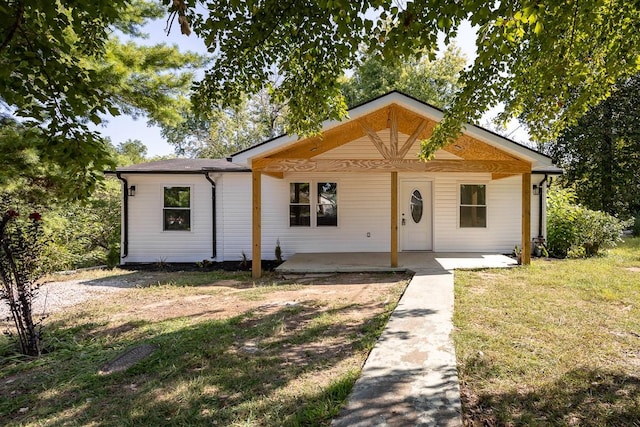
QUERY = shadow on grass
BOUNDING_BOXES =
[73,270,253,289]
[0,300,391,426]
[462,368,640,426]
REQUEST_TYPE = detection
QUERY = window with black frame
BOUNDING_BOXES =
[317,182,337,226]
[163,186,191,231]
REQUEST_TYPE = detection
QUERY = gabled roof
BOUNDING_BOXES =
[231,90,560,172]
[106,158,249,174]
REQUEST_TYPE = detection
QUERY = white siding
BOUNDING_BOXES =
[220,173,253,261]
[431,174,519,252]
[260,173,391,259]
[123,171,540,262]
[256,172,532,258]
[123,173,230,263]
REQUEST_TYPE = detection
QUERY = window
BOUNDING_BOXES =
[317,182,337,226]
[290,183,310,226]
[460,184,486,228]
[410,189,423,223]
[164,186,191,231]
[289,181,338,227]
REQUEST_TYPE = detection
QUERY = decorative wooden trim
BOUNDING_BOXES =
[391,172,398,267]
[443,135,524,162]
[398,119,428,159]
[492,173,518,180]
[252,170,262,279]
[521,172,531,265]
[389,107,398,159]
[253,158,531,174]
[360,119,393,160]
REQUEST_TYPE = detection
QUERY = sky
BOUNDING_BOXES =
[98,17,525,157]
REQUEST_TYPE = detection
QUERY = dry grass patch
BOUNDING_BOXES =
[0,271,409,426]
[454,238,640,426]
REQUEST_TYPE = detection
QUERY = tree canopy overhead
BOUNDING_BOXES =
[1,0,203,199]
[170,0,640,158]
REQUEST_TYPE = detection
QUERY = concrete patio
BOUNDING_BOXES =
[276,251,517,274]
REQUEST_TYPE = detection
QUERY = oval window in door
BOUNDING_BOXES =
[410,190,423,223]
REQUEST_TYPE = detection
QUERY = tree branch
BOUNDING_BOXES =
[0,1,24,54]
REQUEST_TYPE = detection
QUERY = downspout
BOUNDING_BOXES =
[537,174,548,239]
[115,173,128,259]
[203,172,217,259]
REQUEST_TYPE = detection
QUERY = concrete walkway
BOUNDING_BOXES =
[277,252,516,426]
[332,269,463,426]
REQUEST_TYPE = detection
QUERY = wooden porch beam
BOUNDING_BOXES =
[262,171,284,179]
[391,172,398,267]
[492,173,518,180]
[253,158,531,174]
[521,172,531,265]
[252,170,262,279]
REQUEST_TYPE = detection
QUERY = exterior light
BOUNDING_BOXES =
[128,185,136,197]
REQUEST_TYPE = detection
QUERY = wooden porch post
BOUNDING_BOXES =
[252,169,262,279]
[391,172,398,267]
[521,172,531,265]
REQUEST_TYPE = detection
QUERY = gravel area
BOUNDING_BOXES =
[0,276,143,320]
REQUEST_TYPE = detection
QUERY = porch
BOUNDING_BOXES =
[275,251,517,274]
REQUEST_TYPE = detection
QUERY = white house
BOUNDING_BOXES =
[108,92,561,278]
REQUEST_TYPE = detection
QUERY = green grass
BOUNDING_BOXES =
[454,238,640,426]
[0,273,408,426]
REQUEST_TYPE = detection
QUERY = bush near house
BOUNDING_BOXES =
[547,187,629,258]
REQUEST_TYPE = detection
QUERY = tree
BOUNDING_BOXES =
[340,45,467,109]
[171,0,640,158]
[168,47,465,159]
[1,0,203,199]
[546,75,640,219]
[162,89,285,158]
[114,139,149,166]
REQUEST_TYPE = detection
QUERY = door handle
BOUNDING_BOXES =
[401,213,406,226]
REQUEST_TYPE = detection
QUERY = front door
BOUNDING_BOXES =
[401,181,432,251]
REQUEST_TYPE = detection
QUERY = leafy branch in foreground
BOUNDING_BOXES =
[1,0,203,200]
[167,0,640,157]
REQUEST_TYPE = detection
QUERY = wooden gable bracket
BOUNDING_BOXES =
[360,118,393,160]
[359,105,430,161]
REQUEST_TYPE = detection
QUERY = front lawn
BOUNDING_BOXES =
[0,272,409,426]
[454,238,640,425]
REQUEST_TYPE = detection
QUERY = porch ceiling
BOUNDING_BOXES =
[251,103,531,175]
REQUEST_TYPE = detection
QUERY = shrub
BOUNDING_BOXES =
[547,187,628,258]
[0,204,47,356]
